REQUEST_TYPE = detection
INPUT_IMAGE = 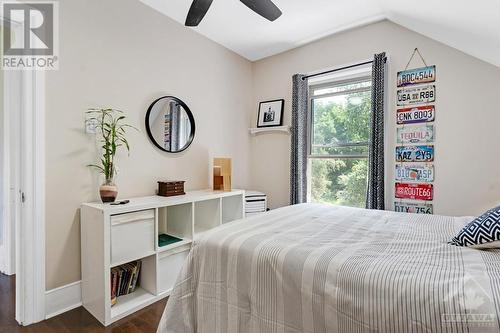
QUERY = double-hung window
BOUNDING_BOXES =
[308,76,372,207]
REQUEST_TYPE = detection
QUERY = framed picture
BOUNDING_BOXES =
[257,99,284,128]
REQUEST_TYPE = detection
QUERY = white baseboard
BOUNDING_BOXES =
[45,280,82,319]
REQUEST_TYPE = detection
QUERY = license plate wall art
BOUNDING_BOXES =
[397,105,435,125]
[397,124,434,144]
[397,85,436,106]
[395,165,434,182]
[394,202,433,214]
[395,183,433,201]
[395,145,434,162]
[397,66,436,87]
[394,52,436,214]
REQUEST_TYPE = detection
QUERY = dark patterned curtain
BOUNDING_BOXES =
[366,52,386,210]
[290,74,309,205]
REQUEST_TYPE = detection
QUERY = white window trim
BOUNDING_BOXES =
[306,72,372,203]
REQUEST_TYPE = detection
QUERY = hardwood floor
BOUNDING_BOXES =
[0,273,167,333]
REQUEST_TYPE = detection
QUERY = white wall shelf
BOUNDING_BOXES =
[249,125,291,135]
[81,189,245,326]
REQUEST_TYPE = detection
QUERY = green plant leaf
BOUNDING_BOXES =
[86,108,135,175]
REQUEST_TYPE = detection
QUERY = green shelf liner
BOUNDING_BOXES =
[158,233,183,247]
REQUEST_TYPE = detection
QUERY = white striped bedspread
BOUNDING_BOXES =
[157,203,500,333]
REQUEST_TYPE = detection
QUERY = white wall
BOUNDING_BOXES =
[250,20,500,216]
[45,0,253,290]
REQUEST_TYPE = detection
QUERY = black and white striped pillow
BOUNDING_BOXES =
[449,205,500,249]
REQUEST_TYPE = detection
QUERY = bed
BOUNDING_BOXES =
[157,203,500,332]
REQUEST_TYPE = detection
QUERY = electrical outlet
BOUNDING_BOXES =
[85,116,98,134]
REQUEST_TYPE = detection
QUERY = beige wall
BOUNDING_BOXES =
[45,0,252,290]
[250,20,500,216]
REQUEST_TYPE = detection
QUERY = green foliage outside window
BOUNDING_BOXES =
[310,88,371,208]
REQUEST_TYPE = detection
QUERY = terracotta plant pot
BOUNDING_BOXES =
[100,181,118,203]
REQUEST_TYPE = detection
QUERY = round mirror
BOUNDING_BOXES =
[145,96,195,153]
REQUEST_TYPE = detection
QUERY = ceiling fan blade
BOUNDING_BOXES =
[240,0,282,21]
[185,0,214,26]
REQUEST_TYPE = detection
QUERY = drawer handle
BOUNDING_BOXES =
[111,214,154,226]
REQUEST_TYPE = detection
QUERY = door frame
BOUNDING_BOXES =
[1,13,46,325]
[0,53,19,277]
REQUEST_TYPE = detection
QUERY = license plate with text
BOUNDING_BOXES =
[395,145,434,162]
[394,202,433,214]
[395,165,434,182]
[397,105,435,125]
[397,85,436,106]
[395,183,433,201]
[397,124,434,144]
[397,66,436,87]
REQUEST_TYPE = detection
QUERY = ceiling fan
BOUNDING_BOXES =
[185,0,282,27]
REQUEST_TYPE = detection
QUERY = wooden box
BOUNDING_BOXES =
[158,181,185,197]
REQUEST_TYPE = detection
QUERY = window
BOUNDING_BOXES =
[308,76,372,208]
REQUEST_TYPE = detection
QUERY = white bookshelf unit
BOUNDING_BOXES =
[80,189,244,326]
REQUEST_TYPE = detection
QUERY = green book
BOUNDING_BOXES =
[158,234,183,247]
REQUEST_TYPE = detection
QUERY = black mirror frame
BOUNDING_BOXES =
[145,96,196,153]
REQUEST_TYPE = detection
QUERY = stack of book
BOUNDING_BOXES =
[110,260,142,306]
[245,191,267,217]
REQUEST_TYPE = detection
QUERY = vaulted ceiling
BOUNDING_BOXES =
[139,0,500,67]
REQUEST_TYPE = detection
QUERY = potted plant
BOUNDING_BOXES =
[87,108,136,203]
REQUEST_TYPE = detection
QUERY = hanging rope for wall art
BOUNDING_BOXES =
[404,47,428,70]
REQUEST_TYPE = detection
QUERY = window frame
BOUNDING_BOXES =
[306,74,372,204]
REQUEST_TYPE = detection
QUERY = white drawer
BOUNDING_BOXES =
[158,248,189,293]
[110,209,155,265]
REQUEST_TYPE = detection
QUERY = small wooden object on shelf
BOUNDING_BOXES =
[158,181,185,197]
[213,158,232,191]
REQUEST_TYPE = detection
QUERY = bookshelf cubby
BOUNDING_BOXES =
[222,195,244,224]
[110,254,156,319]
[194,198,221,236]
[81,189,244,326]
[157,203,193,251]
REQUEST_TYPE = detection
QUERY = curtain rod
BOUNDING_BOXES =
[302,57,386,80]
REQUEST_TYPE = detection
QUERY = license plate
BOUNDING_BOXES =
[397,66,436,87]
[395,183,433,201]
[394,202,433,214]
[397,105,435,125]
[397,85,436,106]
[397,124,434,144]
[396,145,434,162]
[395,165,434,182]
